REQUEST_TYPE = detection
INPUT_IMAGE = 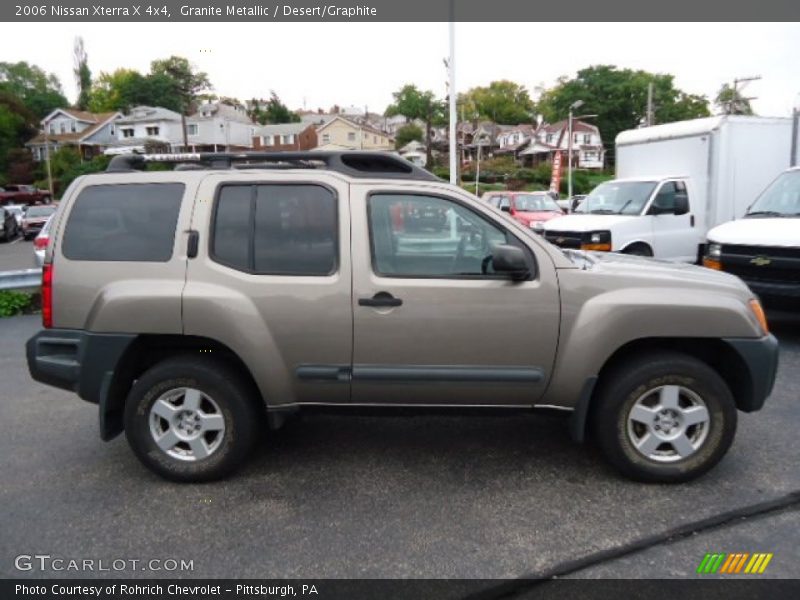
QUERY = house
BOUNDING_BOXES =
[186,102,257,151]
[252,122,318,152]
[519,119,605,169]
[398,140,429,167]
[463,121,512,162]
[495,124,536,160]
[314,116,393,151]
[26,109,121,161]
[109,105,184,154]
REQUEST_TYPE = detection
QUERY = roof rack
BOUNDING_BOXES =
[106,151,441,181]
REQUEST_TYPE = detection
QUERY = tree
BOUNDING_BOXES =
[149,56,211,115]
[394,123,424,149]
[458,80,536,125]
[73,36,92,110]
[0,61,68,118]
[0,91,37,176]
[537,65,710,165]
[715,83,754,115]
[88,69,183,113]
[247,92,300,125]
[385,85,443,166]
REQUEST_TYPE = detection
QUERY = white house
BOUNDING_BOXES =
[520,119,605,169]
[26,109,121,161]
[110,106,184,153]
[186,102,257,151]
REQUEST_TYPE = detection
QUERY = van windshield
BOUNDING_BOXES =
[746,170,800,217]
[574,181,656,215]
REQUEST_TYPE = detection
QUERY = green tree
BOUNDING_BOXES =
[385,85,443,166]
[394,123,424,149]
[458,80,535,125]
[73,36,92,110]
[715,83,754,115]
[537,65,710,164]
[0,61,68,118]
[0,91,37,175]
[251,92,300,125]
[88,69,183,113]
[149,56,211,114]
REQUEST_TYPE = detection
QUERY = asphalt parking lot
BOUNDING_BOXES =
[0,235,34,271]
[1,310,798,585]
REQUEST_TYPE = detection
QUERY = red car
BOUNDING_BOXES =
[483,191,565,231]
[21,204,57,240]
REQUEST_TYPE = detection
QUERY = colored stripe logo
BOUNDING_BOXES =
[697,552,773,574]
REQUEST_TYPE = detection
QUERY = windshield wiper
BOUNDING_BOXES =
[746,210,785,218]
[616,199,634,214]
[588,209,616,214]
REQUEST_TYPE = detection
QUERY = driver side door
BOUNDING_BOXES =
[349,184,561,406]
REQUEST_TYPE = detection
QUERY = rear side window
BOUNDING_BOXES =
[211,184,337,276]
[62,183,184,262]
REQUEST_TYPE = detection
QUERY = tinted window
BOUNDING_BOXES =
[62,183,184,262]
[212,184,337,276]
[368,194,510,278]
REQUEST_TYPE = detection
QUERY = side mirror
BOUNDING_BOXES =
[492,244,529,280]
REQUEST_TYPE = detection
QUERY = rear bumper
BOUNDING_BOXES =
[722,334,780,412]
[26,329,135,404]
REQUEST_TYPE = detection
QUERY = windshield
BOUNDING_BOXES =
[574,181,657,215]
[746,170,800,217]
[25,206,56,218]
[513,194,561,212]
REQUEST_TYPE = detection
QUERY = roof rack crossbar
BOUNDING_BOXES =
[105,151,440,181]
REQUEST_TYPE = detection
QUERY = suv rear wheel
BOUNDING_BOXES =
[124,356,261,482]
[592,352,736,483]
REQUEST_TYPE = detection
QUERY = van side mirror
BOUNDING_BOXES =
[492,244,530,280]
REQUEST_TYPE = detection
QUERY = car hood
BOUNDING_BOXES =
[514,211,563,223]
[708,217,800,247]
[542,214,638,231]
[562,249,750,294]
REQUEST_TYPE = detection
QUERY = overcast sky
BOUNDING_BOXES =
[1,22,798,117]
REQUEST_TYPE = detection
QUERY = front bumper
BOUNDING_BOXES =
[722,334,779,412]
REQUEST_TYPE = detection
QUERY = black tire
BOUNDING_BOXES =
[622,243,653,257]
[124,356,261,482]
[592,352,737,483]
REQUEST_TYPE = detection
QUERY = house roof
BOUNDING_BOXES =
[316,116,391,138]
[26,111,119,146]
[190,102,254,124]
[117,106,182,124]
[257,122,311,136]
[538,119,599,135]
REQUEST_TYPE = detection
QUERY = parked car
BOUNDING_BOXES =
[484,191,565,231]
[0,184,51,206]
[27,151,777,484]
[21,204,57,240]
[0,206,19,242]
[704,166,800,307]
[33,216,53,267]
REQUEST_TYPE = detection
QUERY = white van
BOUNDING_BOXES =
[704,166,800,305]
[543,116,793,262]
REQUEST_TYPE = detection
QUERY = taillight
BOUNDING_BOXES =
[42,263,53,328]
[34,236,49,250]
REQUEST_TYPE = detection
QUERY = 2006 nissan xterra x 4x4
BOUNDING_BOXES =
[26,152,778,483]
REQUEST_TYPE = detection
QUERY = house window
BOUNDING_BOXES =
[347,132,356,142]
[574,134,580,144]
[262,135,273,146]
[70,121,77,133]
[110,127,115,136]
[322,133,330,144]
[546,134,553,144]
[49,124,56,134]
[187,123,198,136]
[146,126,160,136]
[374,135,377,143]
[121,128,134,138]
[285,134,294,144]
[60,123,66,134]
[583,134,591,144]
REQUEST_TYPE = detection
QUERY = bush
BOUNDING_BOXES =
[430,166,449,180]
[0,291,33,317]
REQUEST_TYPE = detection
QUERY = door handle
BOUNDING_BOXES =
[358,292,403,308]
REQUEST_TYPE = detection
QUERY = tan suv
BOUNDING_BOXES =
[26,152,779,483]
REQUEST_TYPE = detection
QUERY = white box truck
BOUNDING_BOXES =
[543,116,794,262]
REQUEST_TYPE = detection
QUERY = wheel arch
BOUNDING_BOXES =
[619,240,653,255]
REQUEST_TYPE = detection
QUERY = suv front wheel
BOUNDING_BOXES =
[124,356,261,482]
[593,352,737,483]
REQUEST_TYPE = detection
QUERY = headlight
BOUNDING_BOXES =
[588,231,611,244]
[530,221,544,231]
[581,230,612,252]
[707,242,722,258]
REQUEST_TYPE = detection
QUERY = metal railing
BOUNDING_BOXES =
[0,268,42,292]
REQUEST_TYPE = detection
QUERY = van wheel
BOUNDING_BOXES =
[592,352,736,483]
[124,356,261,482]
[622,243,652,257]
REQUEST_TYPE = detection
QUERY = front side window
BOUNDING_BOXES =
[62,183,184,262]
[212,184,337,276]
[368,193,513,278]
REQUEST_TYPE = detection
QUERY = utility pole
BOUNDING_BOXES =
[43,123,54,198]
[646,82,654,127]
[567,100,583,200]
[728,75,761,115]
[448,0,457,185]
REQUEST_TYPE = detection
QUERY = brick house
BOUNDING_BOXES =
[252,123,318,151]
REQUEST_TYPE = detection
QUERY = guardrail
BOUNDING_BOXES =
[0,268,42,292]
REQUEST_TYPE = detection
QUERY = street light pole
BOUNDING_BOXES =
[448,2,457,185]
[567,100,583,200]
